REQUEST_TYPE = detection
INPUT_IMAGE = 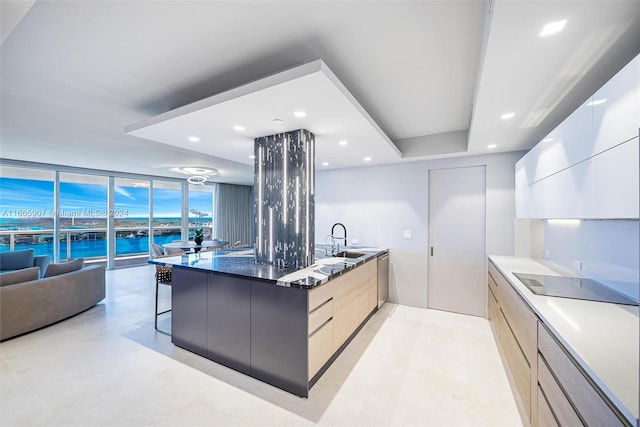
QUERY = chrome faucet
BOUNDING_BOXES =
[331,223,347,254]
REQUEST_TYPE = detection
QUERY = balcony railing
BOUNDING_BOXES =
[0,226,185,262]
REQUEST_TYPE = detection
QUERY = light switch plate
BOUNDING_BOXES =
[403,230,412,239]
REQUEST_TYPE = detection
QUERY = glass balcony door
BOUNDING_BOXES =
[59,172,108,263]
[113,178,150,267]
[188,184,214,241]
[0,166,55,257]
[152,181,182,248]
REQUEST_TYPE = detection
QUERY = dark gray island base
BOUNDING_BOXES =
[153,247,386,397]
[172,267,309,395]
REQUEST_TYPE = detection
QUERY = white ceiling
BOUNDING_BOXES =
[469,1,640,153]
[125,60,402,170]
[1,1,639,185]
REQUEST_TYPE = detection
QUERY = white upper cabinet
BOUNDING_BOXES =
[516,54,640,219]
[592,56,640,153]
[555,95,594,168]
[515,92,594,190]
[586,137,639,219]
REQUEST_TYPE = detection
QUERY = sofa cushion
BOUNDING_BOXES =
[44,258,85,278]
[0,249,35,272]
[0,266,40,287]
[34,255,51,278]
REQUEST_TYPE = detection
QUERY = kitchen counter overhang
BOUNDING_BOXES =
[149,246,388,287]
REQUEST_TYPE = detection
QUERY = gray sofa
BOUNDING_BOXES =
[0,249,51,278]
[0,262,106,341]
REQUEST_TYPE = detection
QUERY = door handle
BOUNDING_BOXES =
[430,247,434,257]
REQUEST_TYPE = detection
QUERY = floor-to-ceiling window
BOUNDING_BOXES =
[114,178,150,267]
[0,161,217,268]
[152,181,182,245]
[188,184,214,239]
[0,166,55,257]
[59,172,108,262]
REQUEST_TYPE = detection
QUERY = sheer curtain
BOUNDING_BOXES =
[213,183,254,246]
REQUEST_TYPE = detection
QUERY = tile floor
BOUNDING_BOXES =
[0,265,522,426]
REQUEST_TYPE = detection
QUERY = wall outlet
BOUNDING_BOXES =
[573,260,582,270]
[351,238,359,245]
[403,230,412,239]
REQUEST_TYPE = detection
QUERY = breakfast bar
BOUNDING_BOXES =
[150,247,387,397]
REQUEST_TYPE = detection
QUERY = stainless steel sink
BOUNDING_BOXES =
[332,251,365,259]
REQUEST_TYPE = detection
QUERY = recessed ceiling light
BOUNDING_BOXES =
[273,119,283,124]
[364,157,372,162]
[501,112,515,120]
[586,98,607,106]
[338,140,348,146]
[321,162,329,166]
[188,136,200,142]
[233,125,246,131]
[249,155,256,159]
[543,137,554,142]
[487,144,497,149]
[293,111,306,118]
[540,19,567,37]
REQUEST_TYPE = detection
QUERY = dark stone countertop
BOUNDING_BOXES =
[149,246,388,288]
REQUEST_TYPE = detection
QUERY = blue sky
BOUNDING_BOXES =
[0,177,212,218]
[0,178,54,211]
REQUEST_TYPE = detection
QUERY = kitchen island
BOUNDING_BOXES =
[150,246,388,397]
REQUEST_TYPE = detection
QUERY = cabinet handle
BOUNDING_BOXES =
[430,247,434,257]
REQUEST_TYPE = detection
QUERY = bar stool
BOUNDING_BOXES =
[154,263,172,335]
[152,243,172,335]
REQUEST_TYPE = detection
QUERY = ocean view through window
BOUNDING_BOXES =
[188,184,213,239]
[0,166,55,257]
[59,172,108,261]
[0,163,215,267]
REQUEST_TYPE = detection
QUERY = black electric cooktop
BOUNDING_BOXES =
[513,273,639,306]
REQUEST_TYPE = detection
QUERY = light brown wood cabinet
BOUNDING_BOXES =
[488,259,632,427]
[488,260,538,426]
[536,386,560,427]
[538,323,627,426]
[307,259,378,378]
[308,318,333,378]
[536,353,582,426]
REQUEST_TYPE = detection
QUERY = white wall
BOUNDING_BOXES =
[545,219,640,300]
[514,219,545,258]
[315,151,525,308]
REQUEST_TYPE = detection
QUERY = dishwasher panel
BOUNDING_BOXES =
[377,253,389,308]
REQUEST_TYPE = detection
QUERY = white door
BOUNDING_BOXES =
[428,166,486,317]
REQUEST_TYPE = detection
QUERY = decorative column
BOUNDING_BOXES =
[254,129,314,269]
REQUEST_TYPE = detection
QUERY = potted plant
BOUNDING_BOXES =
[194,228,204,246]
[190,208,208,246]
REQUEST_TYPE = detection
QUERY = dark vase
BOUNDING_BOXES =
[194,235,204,245]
